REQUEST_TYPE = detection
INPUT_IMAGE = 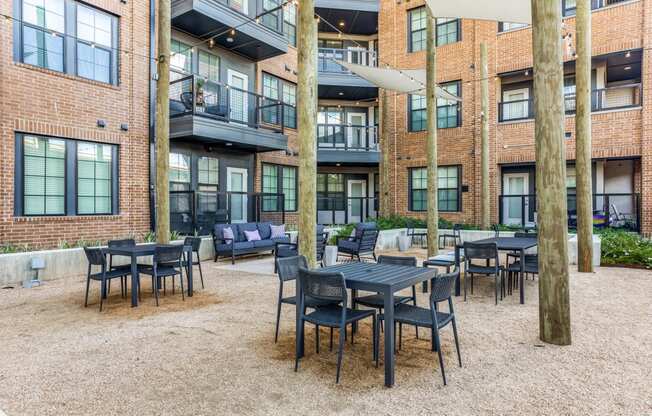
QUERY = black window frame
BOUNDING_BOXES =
[317,173,345,211]
[408,165,462,213]
[436,18,461,46]
[261,163,298,212]
[437,80,462,128]
[408,94,427,132]
[261,72,297,129]
[498,22,530,33]
[283,2,297,47]
[13,0,120,86]
[14,132,119,217]
[407,6,426,53]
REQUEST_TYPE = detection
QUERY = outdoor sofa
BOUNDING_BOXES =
[213,222,290,264]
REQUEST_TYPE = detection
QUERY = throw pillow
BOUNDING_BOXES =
[244,229,261,242]
[222,227,235,241]
[270,224,286,239]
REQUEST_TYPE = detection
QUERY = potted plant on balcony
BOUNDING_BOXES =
[195,77,205,107]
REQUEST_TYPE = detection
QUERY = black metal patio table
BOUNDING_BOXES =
[455,237,537,305]
[103,243,194,307]
[295,262,437,387]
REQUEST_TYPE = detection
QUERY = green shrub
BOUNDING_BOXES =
[328,224,355,245]
[600,229,652,268]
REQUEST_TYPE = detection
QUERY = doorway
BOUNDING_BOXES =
[227,167,248,223]
[347,179,367,223]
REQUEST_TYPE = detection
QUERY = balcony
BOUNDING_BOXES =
[498,84,642,122]
[169,75,288,152]
[317,196,378,225]
[317,124,379,165]
[171,0,288,60]
[318,48,379,100]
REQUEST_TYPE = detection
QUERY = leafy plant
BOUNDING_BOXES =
[328,224,355,245]
[169,230,181,241]
[600,229,652,268]
[142,231,156,243]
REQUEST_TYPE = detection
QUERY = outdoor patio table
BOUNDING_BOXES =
[455,237,537,305]
[103,243,194,307]
[296,262,437,387]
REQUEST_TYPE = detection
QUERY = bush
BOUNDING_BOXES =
[600,229,652,268]
[328,224,355,245]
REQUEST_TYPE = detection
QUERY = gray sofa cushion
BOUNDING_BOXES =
[236,223,258,242]
[213,224,235,241]
[338,239,358,253]
[253,240,275,249]
[258,222,272,240]
[215,243,232,253]
[233,241,255,251]
[272,236,290,244]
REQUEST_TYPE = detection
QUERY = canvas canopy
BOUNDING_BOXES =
[425,0,531,24]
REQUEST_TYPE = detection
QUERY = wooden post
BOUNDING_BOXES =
[426,11,438,257]
[297,0,318,267]
[155,0,171,244]
[576,0,594,272]
[531,0,572,345]
[480,43,490,230]
[379,89,392,217]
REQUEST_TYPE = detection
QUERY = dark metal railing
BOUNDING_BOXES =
[170,74,285,133]
[498,193,640,232]
[317,48,377,73]
[317,124,379,151]
[316,196,378,225]
[211,0,285,35]
[498,84,642,122]
[170,190,286,236]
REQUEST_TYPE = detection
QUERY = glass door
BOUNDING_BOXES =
[346,113,366,150]
[347,180,367,223]
[227,167,248,223]
[228,70,248,124]
[502,173,529,226]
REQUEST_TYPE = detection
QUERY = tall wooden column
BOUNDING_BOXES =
[379,89,392,217]
[297,0,318,267]
[155,0,171,244]
[531,0,572,345]
[426,11,439,257]
[480,43,490,230]
[576,0,594,272]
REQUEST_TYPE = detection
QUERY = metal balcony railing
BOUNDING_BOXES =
[317,196,379,225]
[170,74,285,133]
[317,124,379,151]
[498,84,642,122]
[317,48,377,73]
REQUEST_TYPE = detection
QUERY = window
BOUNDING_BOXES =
[262,73,297,129]
[77,142,112,214]
[563,0,577,16]
[23,135,66,215]
[409,166,461,212]
[318,107,345,145]
[21,0,65,71]
[17,134,118,216]
[437,81,461,128]
[284,3,297,46]
[169,153,190,191]
[262,164,297,212]
[198,157,219,186]
[261,0,280,31]
[171,39,192,74]
[408,7,427,52]
[498,22,529,32]
[317,173,345,211]
[408,94,427,132]
[17,1,118,84]
[198,51,219,81]
[436,18,460,46]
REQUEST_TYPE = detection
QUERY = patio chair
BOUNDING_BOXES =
[182,236,204,289]
[138,245,185,306]
[439,223,462,249]
[406,219,427,248]
[337,223,379,261]
[353,255,419,337]
[274,256,340,343]
[492,224,500,238]
[463,242,504,305]
[106,238,136,297]
[274,226,327,272]
[83,247,132,312]
[295,267,378,384]
[505,232,538,293]
[378,268,462,385]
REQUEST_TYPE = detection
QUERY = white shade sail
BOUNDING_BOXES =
[337,61,461,102]
[425,0,531,24]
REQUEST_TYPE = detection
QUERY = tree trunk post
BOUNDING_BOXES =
[297,0,318,267]
[531,0,572,345]
[155,0,171,244]
[426,11,439,258]
[379,89,392,217]
[480,42,491,230]
[576,0,594,272]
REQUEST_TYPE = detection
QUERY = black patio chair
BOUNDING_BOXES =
[337,227,379,262]
[439,223,462,249]
[406,219,427,248]
[295,268,378,384]
[378,268,462,385]
[274,228,328,272]
[106,238,136,297]
[83,247,132,312]
[182,236,204,289]
[505,232,538,293]
[138,245,185,306]
[463,242,504,305]
[274,256,340,343]
[492,224,500,238]
[353,255,419,337]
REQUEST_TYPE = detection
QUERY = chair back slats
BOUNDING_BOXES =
[377,255,416,267]
[358,229,379,251]
[316,233,328,260]
[298,268,347,304]
[184,236,202,252]
[453,224,462,245]
[492,224,500,237]
[154,244,184,265]
[107,238,136,248]
[84,247,106,267]
[463,242,498,260]
[276,255,308,282]
[515,232,537,239]
[430,268,460,304]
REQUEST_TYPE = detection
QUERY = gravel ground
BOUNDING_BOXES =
[0,251,650,416]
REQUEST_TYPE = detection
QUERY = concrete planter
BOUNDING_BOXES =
[323,245,338,266]
[397,235,412,252]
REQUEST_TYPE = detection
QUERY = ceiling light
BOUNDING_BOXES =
[208,38,215,48]
[626,51,631,58]
[338,21,345,27]
[226,37,234,43]
[338,92,344,96]
[624,66,631,71]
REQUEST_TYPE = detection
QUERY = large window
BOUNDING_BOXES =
[408,7,427,52]
[198,157,219,188]
[498,22,529,32]
[262,164,297,212]
[436,18,460,46]
[562,0,577,16]
[17,0,118,84]
[317,174,345,211]
[171,39,193,74]
[409,166,462,212]
[408,94,427,132]
[22,135,66,215]
[438,81,461,128]
[262,73,297,129]
[284,3,297,47]
[16,134,118,216]
[198,51,219,81]
[77,142,112,214]
[169,153,191,191]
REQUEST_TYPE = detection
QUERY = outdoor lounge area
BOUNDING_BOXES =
[0,247,650,415]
